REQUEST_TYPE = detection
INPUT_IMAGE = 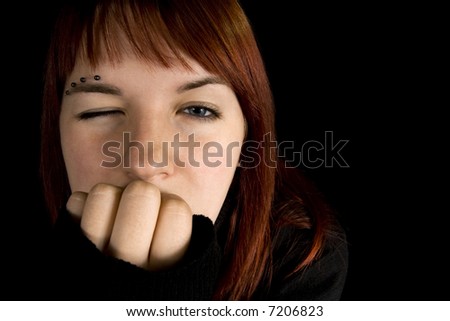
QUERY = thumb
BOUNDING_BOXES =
[66,191,88,222]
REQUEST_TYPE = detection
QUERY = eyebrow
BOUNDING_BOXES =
[66,76,227,96]
[67,83,122,96]
[176,76,228,93]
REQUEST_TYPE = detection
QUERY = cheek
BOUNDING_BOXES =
[180,144,240,222]
[200,140,242,168]
[61,133,108,192]
[175,132,242,169]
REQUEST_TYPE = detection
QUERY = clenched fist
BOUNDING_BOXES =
[66,180,193,271]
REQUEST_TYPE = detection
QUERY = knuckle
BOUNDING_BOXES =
[124,180,161,199]
[89,182,122,197]
[160,194,192,215]
[69,191,88,202]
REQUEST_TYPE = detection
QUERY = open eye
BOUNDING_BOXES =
[182,105,221,120]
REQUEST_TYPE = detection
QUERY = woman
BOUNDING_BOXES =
[40,0,348,300]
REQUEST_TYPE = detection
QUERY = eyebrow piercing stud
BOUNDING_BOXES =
[65,75,102,95]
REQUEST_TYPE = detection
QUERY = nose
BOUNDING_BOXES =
[123,120,174,182]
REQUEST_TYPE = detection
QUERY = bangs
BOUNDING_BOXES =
[79,1,189,68]
[53,0,263,100]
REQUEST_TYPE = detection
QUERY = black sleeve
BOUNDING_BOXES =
[265,226,349,301]
[48,209,221,300]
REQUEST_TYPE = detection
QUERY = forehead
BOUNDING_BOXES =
[63,54,234,101]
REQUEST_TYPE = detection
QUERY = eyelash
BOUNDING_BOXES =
[78,110,123,120]
[181,105,221,121]
[78,105,222,121]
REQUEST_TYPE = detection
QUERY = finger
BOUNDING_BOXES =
[148,193,193,271]
[80,183,122,251]
[66,191,88,222]
[108,180,160,268]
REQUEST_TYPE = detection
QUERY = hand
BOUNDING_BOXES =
[66,180,193,271]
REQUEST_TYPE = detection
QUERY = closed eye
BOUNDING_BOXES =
[78,109,124,120]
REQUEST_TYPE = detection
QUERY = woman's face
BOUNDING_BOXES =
[59,55,245,223]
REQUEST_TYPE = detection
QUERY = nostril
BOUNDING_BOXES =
[126,169,170,184]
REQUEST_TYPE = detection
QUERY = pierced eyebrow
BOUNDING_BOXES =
[65,76,226,96]
[176,76,228,93]
[66,83,122,96]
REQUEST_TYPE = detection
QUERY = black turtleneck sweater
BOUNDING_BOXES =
[19,203,348,300]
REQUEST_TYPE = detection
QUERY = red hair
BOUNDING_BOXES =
[41,0,330,300]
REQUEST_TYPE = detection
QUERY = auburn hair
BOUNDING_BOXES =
[40,0,330,300]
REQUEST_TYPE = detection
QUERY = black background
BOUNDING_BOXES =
[2,2,447,300]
